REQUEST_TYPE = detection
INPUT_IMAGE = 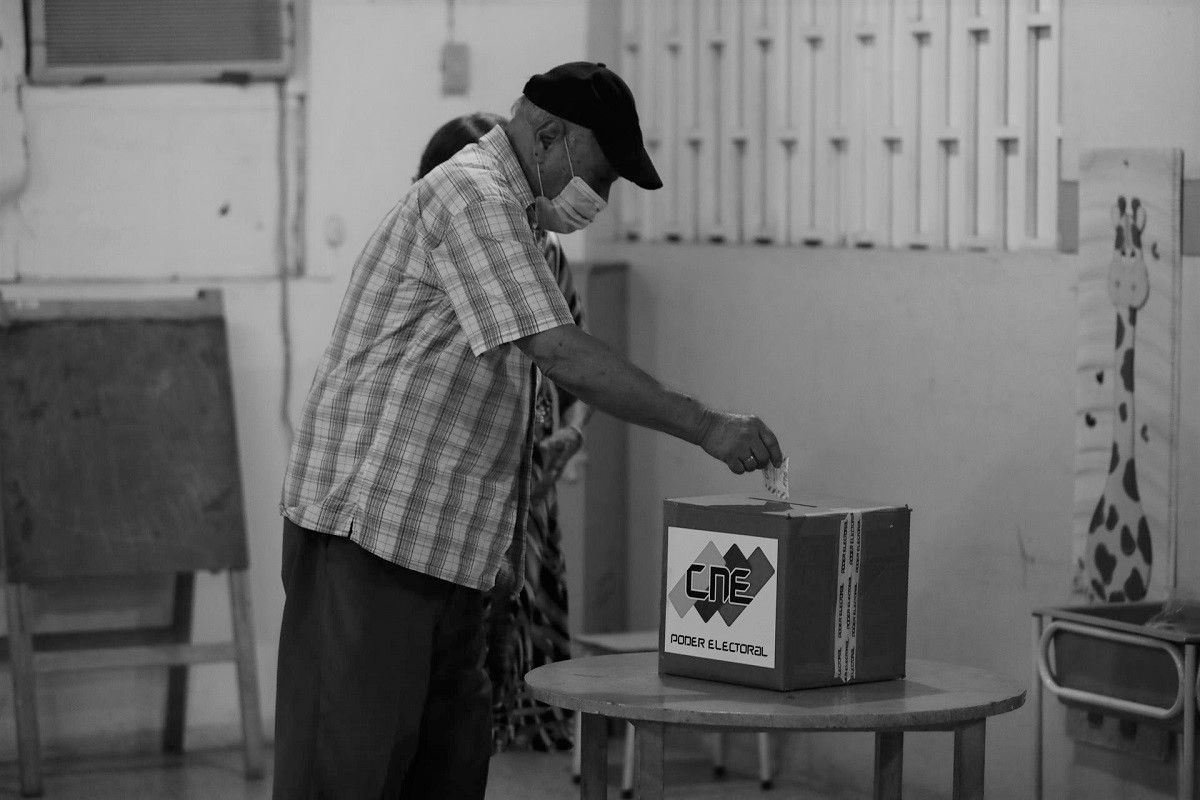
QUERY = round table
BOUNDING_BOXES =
[526,652,1025,799]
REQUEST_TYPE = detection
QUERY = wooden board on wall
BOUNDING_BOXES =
[0,291,248,581]
[1072,149,1182,601]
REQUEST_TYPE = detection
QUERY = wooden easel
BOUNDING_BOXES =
[0,290,264,796]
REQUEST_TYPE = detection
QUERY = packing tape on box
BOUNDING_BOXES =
[833,512,863,683]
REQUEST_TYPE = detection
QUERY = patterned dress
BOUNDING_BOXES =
[485,232,583,753]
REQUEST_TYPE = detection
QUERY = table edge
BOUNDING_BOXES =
[525,654,1027,730]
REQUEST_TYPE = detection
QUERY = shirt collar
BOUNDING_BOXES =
[478,125,536,214]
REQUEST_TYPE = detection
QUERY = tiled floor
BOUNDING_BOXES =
[0,743,856,799]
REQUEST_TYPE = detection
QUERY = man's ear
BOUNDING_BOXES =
[533,120,564,164]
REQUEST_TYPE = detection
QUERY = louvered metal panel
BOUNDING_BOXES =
[28,0,292,84]
[618,0,1062,252]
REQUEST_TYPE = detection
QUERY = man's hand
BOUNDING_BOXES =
[698,411,784,475]
[529,425,584,501]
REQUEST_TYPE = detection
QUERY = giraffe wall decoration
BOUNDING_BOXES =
[1073,150,1182,602]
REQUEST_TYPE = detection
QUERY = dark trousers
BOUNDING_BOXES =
[273,519,491,800]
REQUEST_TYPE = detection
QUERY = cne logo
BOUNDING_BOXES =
[685,564,753,605]
[668,540,776,625]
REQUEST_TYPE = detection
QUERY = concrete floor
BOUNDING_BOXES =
[0,743,860,799]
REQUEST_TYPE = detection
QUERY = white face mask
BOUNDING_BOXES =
[535,138,607,234]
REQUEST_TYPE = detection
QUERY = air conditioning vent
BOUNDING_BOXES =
[28,0,292,85]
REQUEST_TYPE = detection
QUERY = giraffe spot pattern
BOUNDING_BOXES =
[1109,442,1119,473]
[1141,424,1149,442]
[1090,579,1108,601]
[1122,459,1140,502]
[1105,504,1119,531]
[1118,402,1127,422]
[1120,348,1135,393]
[1088,495,1105,533]
[1129,307,1138,327]
[1137,517,1152,563]
[1109,591,1126,603]
[1124,569,1147,602]
[1120,525,1136,556]
[1115,314,1125,349]
[1094,544,1118,585]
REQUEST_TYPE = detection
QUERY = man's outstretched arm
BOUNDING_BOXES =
[517,323,782,474]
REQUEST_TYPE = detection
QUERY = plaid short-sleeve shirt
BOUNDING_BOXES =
[280,126,574,592]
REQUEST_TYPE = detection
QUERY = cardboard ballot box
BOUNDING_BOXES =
[659,494,911,691]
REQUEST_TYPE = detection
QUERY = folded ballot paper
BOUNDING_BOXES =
[763,457,789,501]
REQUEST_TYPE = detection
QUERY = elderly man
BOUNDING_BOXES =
[274,62,783,799]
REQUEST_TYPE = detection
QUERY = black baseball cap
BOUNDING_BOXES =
[523,61,663,190]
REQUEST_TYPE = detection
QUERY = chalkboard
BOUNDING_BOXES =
[0,291,248,581]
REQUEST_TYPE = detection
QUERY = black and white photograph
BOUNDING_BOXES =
[0,1,1198,798]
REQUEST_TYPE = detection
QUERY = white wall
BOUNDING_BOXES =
[587,1,1200,798]
[10,85,281,282]
[306,0,592,276]
[0,0,588,758]
[1061,0,1200,182]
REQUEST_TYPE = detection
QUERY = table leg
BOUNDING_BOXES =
[634,721,665,800]
[873,731,903,800]
[953,720,986,800]
[163,572,195,754]
[572,713,582,782]
[621,722,636,798]
[7,583,42,798]
[757,732,773,790]
[1032,615,1043,800]
[1180,644,1196,800]
[580,713,609,800]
